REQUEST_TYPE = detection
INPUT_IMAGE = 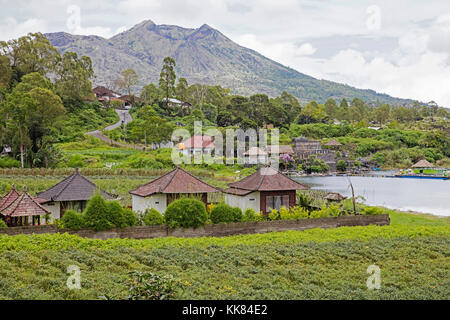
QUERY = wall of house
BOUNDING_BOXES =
[225,192,260,213]
[132,194,167,214]
[41,202,60,221]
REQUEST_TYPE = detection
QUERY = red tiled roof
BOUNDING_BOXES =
[180,135,214,149]
[129,167,218,197]
[0,191,49,217]
[0,186,20,211]
[37,169,114,202]
[224,167,309,194]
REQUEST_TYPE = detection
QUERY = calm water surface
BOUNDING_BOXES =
[294,172,450,216]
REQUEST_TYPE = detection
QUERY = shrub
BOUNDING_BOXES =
[362,206,385,215]
[0,220,7,228]
[290,206,309,219]
[231,207,243,222]
[84,194,113,231]
[106,201,126,228]
[243,208,257,222]
[164,198,207,228]
[123,209,137,227]
[144,209,164,226]
[336,160,347,172]
[127,271,179,300]
[61,210,85,230]
[210,203,236,224]
[268,209,280,221]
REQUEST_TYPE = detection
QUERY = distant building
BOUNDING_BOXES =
[244,147,268,165]
[167,98,192,109]
[93,86,121,101]
[178,135,215,156]
[223,167,309,214]
[292,137,336,172]
[129,167,218,213]
[265,145,294,157]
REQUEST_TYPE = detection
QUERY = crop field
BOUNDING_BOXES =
[0,213,448,300]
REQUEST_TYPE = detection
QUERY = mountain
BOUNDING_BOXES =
[45,20,413,105]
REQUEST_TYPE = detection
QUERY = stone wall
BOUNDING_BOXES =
[0,214,390,240]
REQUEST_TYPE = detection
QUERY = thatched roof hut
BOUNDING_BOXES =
[411,159,435,168]
[324,139,342,147]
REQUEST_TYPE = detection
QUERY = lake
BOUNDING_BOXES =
[294,172,450,216]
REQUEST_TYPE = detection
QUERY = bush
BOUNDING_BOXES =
[0,219,7,228]
[210,203,236,224]
[243,208,257,222]
[106,201,126,228]
[164,198,208,228]
[127,271,179,300]
[84,194,113,231]
[61,210,85,230]
[362,206,385,215]
[231,207,243,222]
[336,160,347,172]
[123,209,137,227]
[144,209,164,226]
[268,209,280,221]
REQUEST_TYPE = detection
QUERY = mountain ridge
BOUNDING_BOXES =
[45,20,414,105]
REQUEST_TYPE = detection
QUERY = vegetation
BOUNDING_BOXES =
[164,198,208,229]
[210,203,242,224]
[0,210,447,299]
[143,209,164,226]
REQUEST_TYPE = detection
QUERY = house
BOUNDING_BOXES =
[119,95,143,109]
[167,98,193,109]
[178,135,215,156]
[323,139,342,148]
[223,167,309,214]
[129,167,218,213]
[93,86,121,101]
[0,187,49,227]
[35,169,114,220]
[293,136,336,171]
[265,145,294,157]
[0,185,20,212]
[1,145,11,156]
[244,147,268,165]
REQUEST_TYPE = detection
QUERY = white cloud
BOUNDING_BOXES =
[0,17,48,41]
[296,43,317,56]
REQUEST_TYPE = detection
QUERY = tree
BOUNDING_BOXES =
[116,68,139,96]
[324,98,338,119]
[140,83,161,105]
[0,55,12,89]
[0,33,60,78]
[373,104,390,126]
[159,57,176,103]
[176,77,188,101]
[54,52,94,106]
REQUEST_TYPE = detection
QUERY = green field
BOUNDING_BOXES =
[0,211,448,300]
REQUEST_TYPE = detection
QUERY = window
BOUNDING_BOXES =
[265,195,290,212]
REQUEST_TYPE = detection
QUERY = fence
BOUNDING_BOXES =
[0,214,390,240]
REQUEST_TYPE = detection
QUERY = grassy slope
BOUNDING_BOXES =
[0,211,448,300]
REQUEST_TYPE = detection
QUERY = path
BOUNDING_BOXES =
[86,109,145,150]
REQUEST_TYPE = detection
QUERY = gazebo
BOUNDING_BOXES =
[411,159,435,174]
[129,167,218,213]
[0,187,49,227]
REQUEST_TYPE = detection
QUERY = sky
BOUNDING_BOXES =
[1,0,450,106]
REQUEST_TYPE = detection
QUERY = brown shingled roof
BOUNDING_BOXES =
[224,167,309,194]
[265,145,294,155]
[129,167,218,197]
[324,139,342,146]
[0,191,49,217]
[37,169,114,202]
[0,186,20,211]
[411,159,435,168]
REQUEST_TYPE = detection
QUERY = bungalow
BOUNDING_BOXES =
[223,167,309,214]
[178,135,215,156]
[93,86,121,101]
[0,187,49,227]
[265,145,294,157]
[35,169,114,220]
[244,147,268,165]
[129,166,218,213]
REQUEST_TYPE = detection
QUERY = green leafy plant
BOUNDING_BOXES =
[106,201,126,228]
[210,203,237,224]
[123,209,137,227]
[0,219,7,228]
[84,194,113,231]
[164,198,208,228]
[127,271,179,300]
[61,210,85,230]
[144,209,164,226]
